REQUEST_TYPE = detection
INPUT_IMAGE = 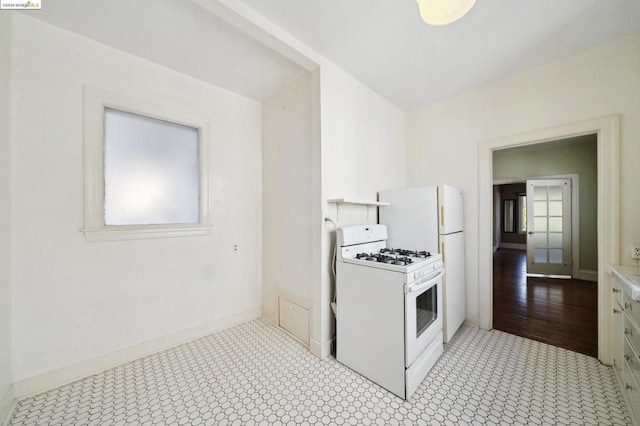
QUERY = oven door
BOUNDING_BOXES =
[404,270,444,367]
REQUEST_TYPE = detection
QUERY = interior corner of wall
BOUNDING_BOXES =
[464,315,480,328]
[0,383,15,425]
[261,305,277,325]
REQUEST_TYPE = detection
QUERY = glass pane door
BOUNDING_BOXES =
[526,179,571,277]
[416,285,437,337]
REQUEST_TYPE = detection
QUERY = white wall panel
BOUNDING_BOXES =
[10,15,263,382]
[262,72,314,322]
[319,62,407,351]
[406,35,640,325]
[0,11,14,419]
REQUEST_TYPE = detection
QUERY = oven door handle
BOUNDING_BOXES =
[404,270,444,294]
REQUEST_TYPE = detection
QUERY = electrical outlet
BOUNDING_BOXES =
[232,244,238,252]
[631,245,640,259]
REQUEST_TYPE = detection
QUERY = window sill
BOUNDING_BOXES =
[82,224,213,242]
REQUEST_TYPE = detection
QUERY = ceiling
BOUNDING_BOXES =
[23,0,640,111]
[22,0,306,102]
[237,0,640,110]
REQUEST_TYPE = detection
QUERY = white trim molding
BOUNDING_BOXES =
[82,86,213,242]
[478,115,620,364]
[13,307,261,399]
[310,337,333,360]
[82,223,214,242]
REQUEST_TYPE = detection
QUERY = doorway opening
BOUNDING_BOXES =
[491,136,598,356]
[478,115,620,364]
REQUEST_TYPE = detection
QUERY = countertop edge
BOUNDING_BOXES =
[609,265,640,301]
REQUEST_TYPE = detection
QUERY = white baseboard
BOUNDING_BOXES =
[310,337,333,360]
[499,243,526,250]
[0,384,15,426]
[14,307,262,399]
[578,269,598,282]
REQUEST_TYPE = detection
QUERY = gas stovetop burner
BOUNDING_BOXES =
[355,252,416,265]
[380,248,432,258]
[356,253,381,262]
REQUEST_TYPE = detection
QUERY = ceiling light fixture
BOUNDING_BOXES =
[416,0,476,26]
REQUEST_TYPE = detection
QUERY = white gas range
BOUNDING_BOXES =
[336,224,444,400]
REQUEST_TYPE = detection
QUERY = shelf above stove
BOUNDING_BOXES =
[327,198,390,207]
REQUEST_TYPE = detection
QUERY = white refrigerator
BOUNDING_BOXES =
[378,185,466,343]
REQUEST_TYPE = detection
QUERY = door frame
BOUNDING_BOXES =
[494,174,584,280]
[478,115,620,364]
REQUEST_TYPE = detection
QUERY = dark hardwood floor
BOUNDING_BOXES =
[492,249,598,357]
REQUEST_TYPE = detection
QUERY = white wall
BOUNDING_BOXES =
[317,62,406,352]
[0,12,14,420]
[10,15,263,382]
[262,71,315,322]
[406,35,640,325]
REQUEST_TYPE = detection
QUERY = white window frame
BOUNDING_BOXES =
[82,87,212,242]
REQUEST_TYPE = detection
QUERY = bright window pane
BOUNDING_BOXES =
[533,233,547,248]
[548,186,563,200]
[104,108,199,226]
[534,217,547,232]
[549,217,563,232]
[549,249,563,264]
[518,195,527,233]
[534,186,547,201]
[534,201,547,216]
[548,232,563,248]
[548,201,563,216]
[534,249,547,263]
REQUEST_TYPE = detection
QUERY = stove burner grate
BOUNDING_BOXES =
[380,248,431,258]
[355,252,420,265]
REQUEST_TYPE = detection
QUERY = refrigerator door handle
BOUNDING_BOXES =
[440,242,445,263]
[440,206,445,228]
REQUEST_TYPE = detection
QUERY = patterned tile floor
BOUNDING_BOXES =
[6,319,631,426]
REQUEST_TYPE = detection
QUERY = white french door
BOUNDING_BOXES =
[526,179,572,277]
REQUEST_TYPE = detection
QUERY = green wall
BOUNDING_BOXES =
[493,135,598,272]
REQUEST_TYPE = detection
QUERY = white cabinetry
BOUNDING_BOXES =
[610,266,640,424]
[613,274,624,374]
